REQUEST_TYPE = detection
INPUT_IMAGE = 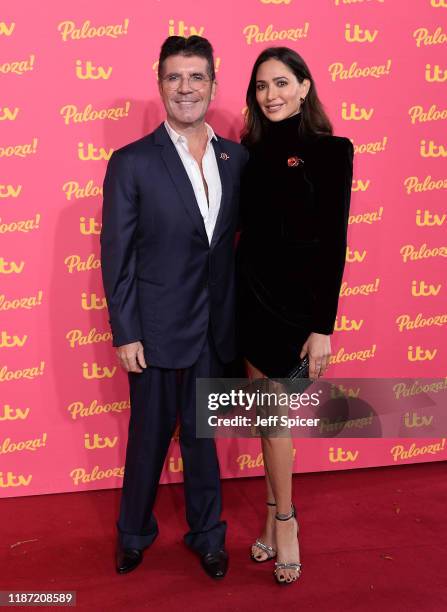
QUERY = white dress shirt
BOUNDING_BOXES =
[164,120,222,245]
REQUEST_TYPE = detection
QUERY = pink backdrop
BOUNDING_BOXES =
[1,0,446,498]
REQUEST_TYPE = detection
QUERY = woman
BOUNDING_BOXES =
[237,47,354,584]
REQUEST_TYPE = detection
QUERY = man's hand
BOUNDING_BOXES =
[300,332,331,380]
[116,341,147,373]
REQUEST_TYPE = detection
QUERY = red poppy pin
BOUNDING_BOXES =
[287,156,304,167]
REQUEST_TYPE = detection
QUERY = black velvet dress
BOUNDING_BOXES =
[236,112,354,377]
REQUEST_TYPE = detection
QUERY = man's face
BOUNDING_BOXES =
[158,54,216,129]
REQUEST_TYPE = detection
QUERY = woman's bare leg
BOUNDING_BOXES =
[261,435,300,582]
[246,359,277,561]
[246,359,301,581]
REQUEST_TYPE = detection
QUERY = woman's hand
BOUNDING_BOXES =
[300,332,331,379]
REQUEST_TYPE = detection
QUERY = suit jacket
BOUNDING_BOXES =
[100,122,249,368]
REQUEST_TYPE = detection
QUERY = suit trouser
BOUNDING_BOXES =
[116,328,226,554]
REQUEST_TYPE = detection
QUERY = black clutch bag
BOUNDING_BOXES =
[287,355,310,379]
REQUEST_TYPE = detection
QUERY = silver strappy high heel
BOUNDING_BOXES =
[251,501,277,563]
[274,505,302,584]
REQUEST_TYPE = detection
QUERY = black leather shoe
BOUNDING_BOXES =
[200,549,228,579]
[116,545,143,574]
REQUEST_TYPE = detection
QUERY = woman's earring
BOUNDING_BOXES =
[300,97,306,104]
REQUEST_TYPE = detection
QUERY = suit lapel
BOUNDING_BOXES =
[155,124,208,244]
[154,124,233,248]
[210,137,232,249]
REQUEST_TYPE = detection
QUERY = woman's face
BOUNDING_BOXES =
[255,58,310,121]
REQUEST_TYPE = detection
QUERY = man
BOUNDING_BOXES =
[100,36,248,579]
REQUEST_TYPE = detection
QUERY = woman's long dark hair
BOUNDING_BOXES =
[241,47,333,146]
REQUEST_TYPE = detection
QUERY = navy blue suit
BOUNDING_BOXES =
[100,123,248,553]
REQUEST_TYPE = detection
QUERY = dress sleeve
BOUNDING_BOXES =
[237,146,253,234]
[310,137,354,335]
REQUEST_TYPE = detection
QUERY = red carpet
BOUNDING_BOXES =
[1,462,446,611]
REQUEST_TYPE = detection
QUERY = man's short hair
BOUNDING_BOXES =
[158,36,216,80]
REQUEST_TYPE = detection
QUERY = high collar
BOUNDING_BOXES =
[257,111,305,156]
[264,111,302,139]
